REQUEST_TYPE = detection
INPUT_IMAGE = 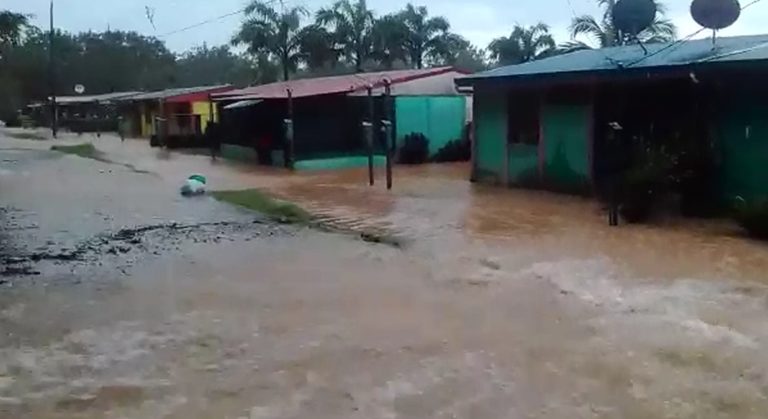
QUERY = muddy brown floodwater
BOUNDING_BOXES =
[2,130,768,418]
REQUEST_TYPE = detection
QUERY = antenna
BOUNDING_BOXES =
[612,0,657,47]
[691,0,741,44]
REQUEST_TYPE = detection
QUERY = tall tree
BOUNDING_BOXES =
[176,44,256,87]
[370,14,409,69]
[434,35,487,71]
[316,0,374,72]
[233,1,308,81]
[297,24,340,72]
[398,4,450,69]
[0,10,30,59]
[488,23,556,66]
[568,0,676,49]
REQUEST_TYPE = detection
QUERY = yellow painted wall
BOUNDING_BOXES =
[192,101,218,134]
[139,102,157,138]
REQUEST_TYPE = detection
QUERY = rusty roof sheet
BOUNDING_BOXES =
[215,67,458,100]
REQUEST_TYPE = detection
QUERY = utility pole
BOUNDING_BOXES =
[49,0,58,138]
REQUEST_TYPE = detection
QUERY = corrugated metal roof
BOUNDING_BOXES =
[126,85,232,101]
[53,91,142,104]
[348,70,466,96]
[459,34,768,84]
[215,67,457,100]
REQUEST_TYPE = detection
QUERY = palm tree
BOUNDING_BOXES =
[232,1,308,81]
[297,24,339,71]
[371,14,409,69]
[398,4,450,69]
[316,0,374,73]
[488,23,556,66]
[567,0,676,49]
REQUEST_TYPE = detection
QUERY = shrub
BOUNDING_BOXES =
[398,132,429,165]
[432,139,470,163]
[3,113,21,128]
[734,198,768,239]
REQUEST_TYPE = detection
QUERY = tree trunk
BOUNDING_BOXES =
[282,51,290,81]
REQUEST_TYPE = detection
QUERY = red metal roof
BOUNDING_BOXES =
[214,67,462,100]
[165,86,235,103]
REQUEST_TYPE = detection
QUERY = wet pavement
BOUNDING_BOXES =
[3,129,768,418]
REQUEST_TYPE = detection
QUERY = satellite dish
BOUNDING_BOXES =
[74,84,86,95]
[691,0,741,30]
[613,0,658,37]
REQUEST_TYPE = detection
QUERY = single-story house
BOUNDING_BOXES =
[214,67,469,170]
[51,91,141,132]
[118,85,233,143]
[456,34,768,202]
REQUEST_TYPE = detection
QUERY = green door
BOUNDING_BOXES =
[541,104,591,190]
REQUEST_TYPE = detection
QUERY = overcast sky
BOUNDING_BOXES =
[5,0,768,53]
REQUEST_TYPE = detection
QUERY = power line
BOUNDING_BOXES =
[626,0,766,68]
[157,9,247,39]
[155,0,287,39]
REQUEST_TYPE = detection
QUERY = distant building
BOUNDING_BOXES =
[117,85,234,144]
[50,91,141,133]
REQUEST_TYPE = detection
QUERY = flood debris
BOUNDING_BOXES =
[0,220,283,279]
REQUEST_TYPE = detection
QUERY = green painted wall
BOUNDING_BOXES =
[474,92,507,181]
[395,96,466,156]
[541,104,590,189]
[719,102,768,201]
[508,144,539,183]
[295,156,387,171]
[221,144,258,163]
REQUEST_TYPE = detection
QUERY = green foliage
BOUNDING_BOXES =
[616,143,673,222]
[232,1,308,81]
[212,189,311,224]
[398,132,429,164]
[734,198,768,239]
[316,0,374,72]
[0,10,29,54]
[398,4,450,69]
[176,44,258,87]
[3,113,21,128]
[567,0,676,49]
[432,139,470,163]
[51,143,99,159]
[489,23,556,66]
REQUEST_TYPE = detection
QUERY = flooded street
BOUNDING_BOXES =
[2,130,768,418]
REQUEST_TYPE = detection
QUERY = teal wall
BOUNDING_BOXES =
[719,102,768,201]
[295,156,386,171]
[221,144,258,163]
[474,92,539,184]
[395,96,466,156]
[508,144,539,182]
[474,92,507,181]
[541,104,591,190]
[474,90,592,191]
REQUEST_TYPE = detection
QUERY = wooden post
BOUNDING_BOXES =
[366,86,375,186]
[208,93,214,131]
[503,139,511,187]
[49,0,57,139]
[383,80,393,190]
[285,88,295,170]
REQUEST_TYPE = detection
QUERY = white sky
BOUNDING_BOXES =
[5,0,768,53]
